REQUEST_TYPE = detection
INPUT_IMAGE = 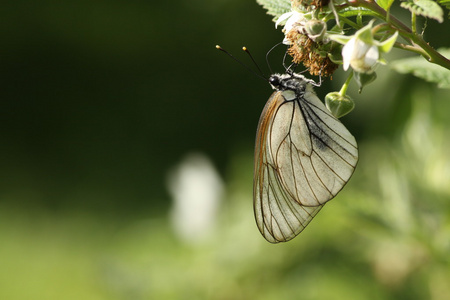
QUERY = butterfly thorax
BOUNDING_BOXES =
[269,73,316,99]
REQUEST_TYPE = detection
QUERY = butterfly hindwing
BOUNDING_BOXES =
[254,82,358,243]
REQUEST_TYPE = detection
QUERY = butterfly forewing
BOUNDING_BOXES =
[254,76,358,243]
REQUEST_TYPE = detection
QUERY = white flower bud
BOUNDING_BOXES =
[342,37,379,73]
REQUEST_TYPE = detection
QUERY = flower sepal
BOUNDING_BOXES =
[377,31,398,53]
[354,71,377,93]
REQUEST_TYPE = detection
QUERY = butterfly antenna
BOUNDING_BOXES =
[216,45,266,81]
[282,47,291,72]
[242,46,266,79]
[266,42,284,74]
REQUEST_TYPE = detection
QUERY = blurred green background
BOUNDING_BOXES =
[1,1,449,299]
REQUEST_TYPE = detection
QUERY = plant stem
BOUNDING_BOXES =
[394,42,427,56]
[339,71,353,96]
[411,12,417,35]
[340,16,360,29]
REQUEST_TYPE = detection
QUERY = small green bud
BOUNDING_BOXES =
[325,92,355,118]
[304,20,327,43]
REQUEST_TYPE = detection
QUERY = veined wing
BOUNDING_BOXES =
[253,90,358,243]
[254,92,322,243]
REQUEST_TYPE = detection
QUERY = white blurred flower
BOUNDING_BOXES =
[167,153,223,245]
[342,37,379,73]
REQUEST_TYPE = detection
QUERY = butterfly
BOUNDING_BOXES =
[253,72,358,243]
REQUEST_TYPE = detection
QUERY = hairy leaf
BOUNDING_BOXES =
[376,0,395,11]
[256,0,292,21]
[391,48,450,88]
[400,0,444,23]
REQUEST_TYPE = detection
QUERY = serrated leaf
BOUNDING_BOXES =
[391,48,450,88]
[256,0,292,21]
[401,0,444,23]
[376,0,395,11]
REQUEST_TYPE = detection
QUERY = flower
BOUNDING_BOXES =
[275,9,338,76]
[167,153,224,244]
[329,21,398,74]
[342,37,379,73]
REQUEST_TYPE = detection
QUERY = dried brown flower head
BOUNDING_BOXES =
[292,0,331,10]
[285,30,338,77]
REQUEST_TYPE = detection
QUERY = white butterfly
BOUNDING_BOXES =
[254,72,358,243]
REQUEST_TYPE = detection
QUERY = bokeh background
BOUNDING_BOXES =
[1,1,449,299]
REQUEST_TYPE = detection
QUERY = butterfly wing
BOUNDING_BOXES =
[253,90,358,243]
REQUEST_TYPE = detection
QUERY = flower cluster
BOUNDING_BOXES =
[276,11,338,76]
[276,7,398,77]
[273,2,400,118]
[260,0,450,117]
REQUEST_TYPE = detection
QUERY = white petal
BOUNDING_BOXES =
[351,44,378,72]
[342,38,356,71]
[364,45,379,67]
[284,11,304,33]
[275,12,293,28]
[353,39,371,59]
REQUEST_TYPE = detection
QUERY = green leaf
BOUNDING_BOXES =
[338,7,382,18]
[390,48,450,88]
[376,0,395,11]
[437,0,450,18]
[400,0,444,23]
[256,0,292,21]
